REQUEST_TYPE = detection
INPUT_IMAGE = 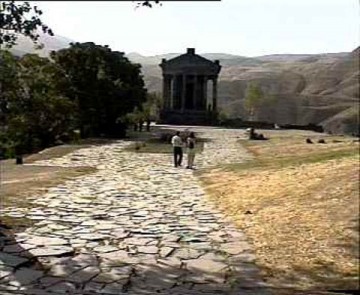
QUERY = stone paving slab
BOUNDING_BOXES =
[0,127,269,294]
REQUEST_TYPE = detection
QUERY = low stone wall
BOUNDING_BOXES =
[219,119,274,129]
[279,123,324,133]
[219,119,324,132]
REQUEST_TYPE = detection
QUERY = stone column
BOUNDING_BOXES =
[198,75,204,110]
[181,74,186,112]
[192,75,197,110]
[203,76,208,110]
[170,75,174,109]
[163,75,172,109]
[212,77,218,111]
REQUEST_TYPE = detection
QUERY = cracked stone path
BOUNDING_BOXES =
[0,127,269,295]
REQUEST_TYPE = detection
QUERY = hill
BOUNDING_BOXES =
[129,49,359,136]
[8,34,73,57]
[8,34,359,135]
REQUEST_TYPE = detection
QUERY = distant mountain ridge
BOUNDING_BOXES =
[125,51,350,65]
[254,52,349,62]
[9,34,73,57]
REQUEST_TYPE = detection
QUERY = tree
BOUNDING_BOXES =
[142,92,162,121]
[0,50,19,125]
[51,42,147,138]
[244,82,264,121]
[136,1,161,8]
[124,106,144,132]
[0,1,53,48]
[124,92,162,132]
[5,54,76,153]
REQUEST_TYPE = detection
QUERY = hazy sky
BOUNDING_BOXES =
[33,0,359,56]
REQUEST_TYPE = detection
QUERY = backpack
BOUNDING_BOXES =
[188,140,194,149]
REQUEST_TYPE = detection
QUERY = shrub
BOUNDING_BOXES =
[159,132,173,143]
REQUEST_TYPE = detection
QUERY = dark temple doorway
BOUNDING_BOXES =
[185,82,194,110]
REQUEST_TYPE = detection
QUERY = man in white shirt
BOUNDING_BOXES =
[171,131,183,167]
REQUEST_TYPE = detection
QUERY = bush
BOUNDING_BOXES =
[0,141,16,159]
[159,132,173,143]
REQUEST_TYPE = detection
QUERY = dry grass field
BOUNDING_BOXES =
[200,130,359,291]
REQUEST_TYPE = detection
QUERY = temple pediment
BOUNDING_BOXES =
[160,48,221,75]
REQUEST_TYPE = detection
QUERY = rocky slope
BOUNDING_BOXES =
[130,49,359,135]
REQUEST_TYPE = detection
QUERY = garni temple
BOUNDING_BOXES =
[159,48,221,125]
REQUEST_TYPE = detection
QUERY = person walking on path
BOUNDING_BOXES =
[186,132,196,169]
[171,131,183,167]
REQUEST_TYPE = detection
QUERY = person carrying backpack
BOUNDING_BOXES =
[186,132,196,169]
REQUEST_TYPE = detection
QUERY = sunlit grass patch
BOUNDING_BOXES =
[125,137,206,154]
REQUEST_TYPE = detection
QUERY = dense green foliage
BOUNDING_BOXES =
[0,43,148,158]
[0,1,159,158]
[51,42,147,137]
[125,92,162,128]
[0,51,77,156]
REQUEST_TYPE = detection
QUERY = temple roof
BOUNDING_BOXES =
[159,48,221,75]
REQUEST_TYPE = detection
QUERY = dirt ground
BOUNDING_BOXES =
[201,130,359,291]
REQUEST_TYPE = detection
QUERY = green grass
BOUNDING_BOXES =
[125,138,206,154]
[125,140,172,154]
[125,127,210,154]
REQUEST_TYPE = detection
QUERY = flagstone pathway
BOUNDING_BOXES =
[0,127,269,295]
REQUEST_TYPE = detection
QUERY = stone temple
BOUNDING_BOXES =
[159,48,221,125]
